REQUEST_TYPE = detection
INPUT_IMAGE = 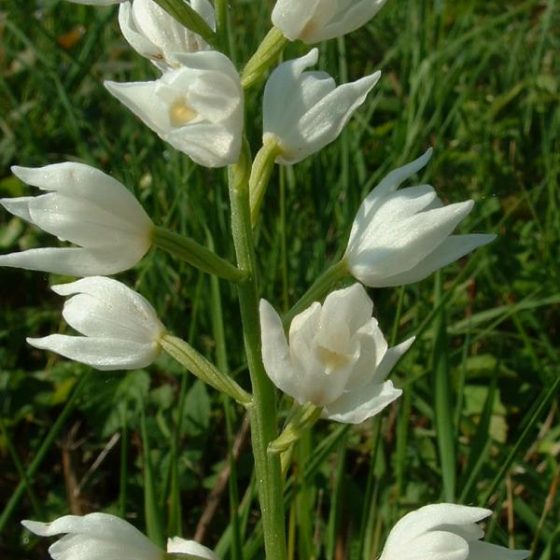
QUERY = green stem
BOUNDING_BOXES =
[269,402,322,454]
[160,334,251,406]
[153,226,245,282]
[241,27,288,89]
[283,259,349,325]
[249,135,282,225]
[228,142,287,560]
[214,0,229,53]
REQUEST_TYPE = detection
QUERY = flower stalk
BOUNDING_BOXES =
[241,27,288,89]
[249,135,282,224]
[160,334,251,406]
[153,226,245,281]
[269,403,322,454]
[228,141,287,560]
[283,258,349,325]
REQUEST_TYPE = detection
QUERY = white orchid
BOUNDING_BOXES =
[119,0,215,69]
[0,163,153,277]
[105,51,243,167]
[22,512,219,560]
[260,284,414,424]
[379,503,529,560]
[272,0,386,44]
[27,277,165,371]
[345,149,496,287]
[263,48,380,165]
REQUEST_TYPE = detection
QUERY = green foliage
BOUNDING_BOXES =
[0,0,559,559]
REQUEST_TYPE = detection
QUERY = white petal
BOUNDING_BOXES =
[11,164,151,227]
[374,336,415,381]
[172,50,237,77]
[259,299,300,399]
[383,504,491,552]
[271,0,322,41]
[0,196,34,222]
[381,529,470,560]
[263,49,321,138]
[318,284,372,343]
[315,0,387,43]
[52,276,164,340]
[22,513,161,560]
[365,234,496,287]
[118,2,163,62]
[289,301,350,405]
[348,200,475,283]
[284,71,379,163]
[104,80,170,133]
[347,149,433,249]
[165,123,240,167]
[21,193,149,247]
[323,379,401,424]
[167,537,219,560]
[27,334,159,371]
[0,246,145,276]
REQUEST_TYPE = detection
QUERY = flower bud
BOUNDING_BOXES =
[119,0,215,69]
[22,513,218,560]
[27,277,165,371]
[260,284,414,424]
[263,48,379,165]
[345,149,496,287]
[0,163,153,277]
[272,0,386,44]
[379,503,529,560]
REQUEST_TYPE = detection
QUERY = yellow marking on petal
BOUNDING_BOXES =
[318,346,351,374]
[169,99,198,127]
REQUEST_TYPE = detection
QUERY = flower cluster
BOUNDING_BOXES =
[4,1,530,560]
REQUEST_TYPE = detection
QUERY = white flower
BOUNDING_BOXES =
[119,0,215,70]
[345,149,496,287]
[379,503,529,560]
[0,163,153,277]
[22,512,219,560]
[105,51,243,167]
[259,284,414,424]
[263,48,380,165]
[27,276,165,371]
[272,0,386,43]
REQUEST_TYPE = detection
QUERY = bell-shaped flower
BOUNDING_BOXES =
[105,51,243,167]
[27,276,165,371]
[272,0,386,44]
[119,0,215,70]
[22,512,219,560]
[0,163,153,277]
[378,503,529,560]
[345,149,496,287]
[260,284,414,424]
[263,48,380,165]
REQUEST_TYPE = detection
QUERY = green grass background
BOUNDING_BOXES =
[0,0,559,559]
